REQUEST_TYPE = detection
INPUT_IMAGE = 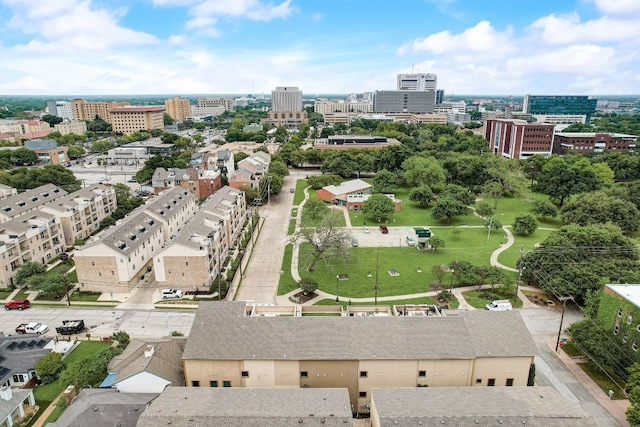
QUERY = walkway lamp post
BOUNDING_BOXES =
[486,214,504,243]
[335,275,340,302]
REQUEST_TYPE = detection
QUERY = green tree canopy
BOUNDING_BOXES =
[431,197,467,224]
[561,191,640,233]
[512,214,538,236]
[408,185,434,208]
[402,156,446,190]
[15,262,46,286]
[362,194,395,222]
[35,352,65,384]
[373,169,402,193]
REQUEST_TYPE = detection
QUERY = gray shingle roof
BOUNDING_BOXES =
[0,336,52,385]
[46,389,157,427]
[371,387,597,426]
[0,184,67,219]
[183,302,536,361]
[108,338,185,386]
[136,387,352,427]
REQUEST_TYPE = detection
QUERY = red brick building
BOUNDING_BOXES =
[553,132,637,154]
[485,119,554,159]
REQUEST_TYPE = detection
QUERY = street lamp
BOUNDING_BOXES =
[335,275,340,302]
[486,214,504,243]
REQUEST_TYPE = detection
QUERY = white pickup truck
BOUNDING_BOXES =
[15,322,49,335]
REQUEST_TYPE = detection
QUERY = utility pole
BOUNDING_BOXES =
[63,273,71,307]
[516,245,524,303]
[555,296,572,351]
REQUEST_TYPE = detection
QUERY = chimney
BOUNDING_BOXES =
[144,345,155,358]
[64,385,76,406]
[0,386,12,401]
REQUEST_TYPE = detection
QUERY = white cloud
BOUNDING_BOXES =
[586,0,640,16]
[311,13,323,22]
[528,12,640,44]
[186,0,293,30]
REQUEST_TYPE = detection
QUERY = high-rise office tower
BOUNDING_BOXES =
[271,87,303,112]
[397,73,437,91]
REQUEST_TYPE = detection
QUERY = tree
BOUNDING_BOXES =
[35,352,65,384]
[15,262,46,287]
[627,363,640,426]
[295,213,352,272]
[409,185,434,207]
[307,174,342,190]
[40,114,63,126]
[475,201,493,219]
[161,132,180,145]
[263,173,283,195]
[561,191,640,233]
[59,346,123,391]
[428,236,445,250]
[402,156,446,190]
[362,194,395,222]
[268,161,289,177]
[90,139,114,153]
[163,113,175,125]
[431,197,467,225]
[480,181,504,209]
[111,331,130,349]
[512,214,538,236]
[27,272,65,298]
[533,156,600,206]
[303,197,330,223]
[440,184,476,206]
[373,169,402,193]
[298,277,318,294]
[530,200,558,221]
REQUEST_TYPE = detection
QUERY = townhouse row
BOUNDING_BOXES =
[74,186,248,293]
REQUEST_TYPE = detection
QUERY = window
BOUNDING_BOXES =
[300,371,308,378]
[618,309,623,317]
[418,370,426,377]
[475,379,482,384]
[614,325,619,335]
[359,391,367,398]
[241,371,249,377]
[628,315,633,325]
[223,381,231,387]
[506,378,514,386]
[210,381,218,387]
[192,380,200,387]
[487,378,495,387]
[360,371,368,378]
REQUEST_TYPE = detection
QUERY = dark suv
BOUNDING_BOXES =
[5,299,30,311]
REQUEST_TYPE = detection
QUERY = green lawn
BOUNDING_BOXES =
[277,244,299,295]
[14,288,30,300]
[288,219,296,235]
[69,291,101,302]
[313,295,460,309]
[497,228,555,269]
[31,341,113,426]
[578,361,626,400]
[293,180,308,205]
[0,288,13,300]
[291,208,298,217]
[301,209,346,228]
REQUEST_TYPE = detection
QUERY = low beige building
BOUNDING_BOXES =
[54,121,87,136]
[40,184,117,247]
[72,99,129,122]
[264,110,308,128]
[370,387,596,426]
[0,211,65,288]
[182,302,536,413]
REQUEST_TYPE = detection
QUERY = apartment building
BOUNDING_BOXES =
[0,185,68,223]
[0,184,17,200]
[553,132,637,154]
[182,302,536,411]
[196,97,234,111]
[485,119,555,159]
[74,187,197,291]
[151,167,222,199]
[40,184,117,247]
[152,186,246,289]
[164,96,191,122]
[228,152,270,191]
[23,140,69,166]
[72,99,130,122]
[0,212,65,288]
[54,121,87,136]
[314,135,401,151]
[109,106,165,135]
[74,213,164,292]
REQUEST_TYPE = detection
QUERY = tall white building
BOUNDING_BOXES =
[397,73,437,92]
[46,101,74,121]
[271,87,303,112]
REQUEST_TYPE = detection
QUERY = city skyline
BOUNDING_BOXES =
[1,0,639,96]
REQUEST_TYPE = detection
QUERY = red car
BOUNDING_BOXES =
[5,299,30,311]
[379,225,389,234]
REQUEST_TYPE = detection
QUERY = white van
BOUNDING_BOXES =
[161,289,183,299]
[485,299,513,311]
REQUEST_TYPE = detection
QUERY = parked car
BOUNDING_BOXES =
[15,322,48,334]
[161,289,183,299]
[127,177,137,183]
[55,320,86,335]
[4,299,30,311]
[379,225,389,234]
[406,235,416,246]
[290,188,295,193]
[351,238,359,247]
[363,226,370,234]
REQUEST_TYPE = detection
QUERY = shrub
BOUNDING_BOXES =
[437,290,454,302]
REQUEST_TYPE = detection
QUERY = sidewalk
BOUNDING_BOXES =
[549,337,630,427]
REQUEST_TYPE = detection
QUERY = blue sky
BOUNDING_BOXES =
[1,0,639,96]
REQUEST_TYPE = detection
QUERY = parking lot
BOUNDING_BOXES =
[350,224,428,248]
